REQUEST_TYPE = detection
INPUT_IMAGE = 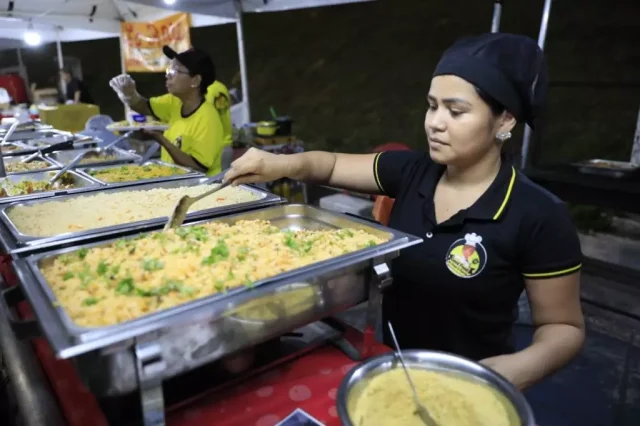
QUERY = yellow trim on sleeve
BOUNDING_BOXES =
[373,152,385,194]
[492,167,517,220]
[522,263,582,278]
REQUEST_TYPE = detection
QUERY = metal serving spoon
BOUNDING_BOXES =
[48,131,133,185]
[164,173,232,230]
[387,321,438,426]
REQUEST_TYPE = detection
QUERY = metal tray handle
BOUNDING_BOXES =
[0,283,42,340]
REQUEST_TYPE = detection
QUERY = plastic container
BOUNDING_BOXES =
[319,193,374,218]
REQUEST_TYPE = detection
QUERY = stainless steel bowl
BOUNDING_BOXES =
[337,350,535,426]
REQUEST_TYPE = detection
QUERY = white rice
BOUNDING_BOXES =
[8,184,261,237]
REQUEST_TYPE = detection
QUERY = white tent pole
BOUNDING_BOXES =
[55,29,64,69]
[631,105,640,165]
[520,0,552,169]
[55,27,66,101]
[16,47,24,68]
[491,0,502,33]
[235,0,250,124]
[16,47,31,103]
[118,34,129,120]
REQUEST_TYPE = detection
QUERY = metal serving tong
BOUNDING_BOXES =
[0,121,20,146]
[164,172,232,230]
[19,135,94,164]
[48,131,134,185]
[387,321,438,426]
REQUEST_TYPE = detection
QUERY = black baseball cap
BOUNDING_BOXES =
[163,45,216,90]
[433,33,548,129]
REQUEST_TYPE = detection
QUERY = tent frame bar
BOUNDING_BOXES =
[520,0,553,169]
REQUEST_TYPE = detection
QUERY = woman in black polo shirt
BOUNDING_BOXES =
[224,33,584,390]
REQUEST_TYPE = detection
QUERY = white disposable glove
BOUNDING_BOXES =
[109,74,141,105]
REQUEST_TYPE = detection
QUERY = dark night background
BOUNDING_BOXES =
[1,2,640,425]
[1,0,639,166]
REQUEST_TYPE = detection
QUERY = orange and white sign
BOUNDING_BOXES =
[121,12,192,73]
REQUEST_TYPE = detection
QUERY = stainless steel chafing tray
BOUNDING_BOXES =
[78,159,203,187]
[3,153,60,175]
[6,203,422,398]
[0,177,284,255]
[14,130,74,144]
[0,170,100,206]
[45,146,140,167]
[1,142,42,157]
[0,122,55,141]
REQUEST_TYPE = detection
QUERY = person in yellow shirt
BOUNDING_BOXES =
[206,80,233,147]
[109,46,225,175]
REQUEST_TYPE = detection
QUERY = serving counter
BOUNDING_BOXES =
[1,124,534,426]
[0,276,390,426]
[0,124,424,425]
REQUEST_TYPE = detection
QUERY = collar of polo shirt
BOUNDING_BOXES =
[418,154,517,221]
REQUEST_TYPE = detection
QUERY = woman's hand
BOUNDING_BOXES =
[223,147,293,185]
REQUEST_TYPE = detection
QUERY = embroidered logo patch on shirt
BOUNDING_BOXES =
[213,93,230,112]
[445,232,487,278]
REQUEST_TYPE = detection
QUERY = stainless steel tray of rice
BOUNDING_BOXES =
[337,350,535,426]
[2,153,61,175]
[14,129,74,145]
[1,141,44,157]
[0,176,285,255]
[0,170,101,206]
[8,203,422,395]
[45,146,140,168]
[0,124,58,142]
[78,160,203,188]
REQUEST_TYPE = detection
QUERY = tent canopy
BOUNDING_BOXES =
[0,0,235,47]
[0,0,375,124]
[127,0,374,19]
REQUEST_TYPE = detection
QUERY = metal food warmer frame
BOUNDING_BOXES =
[0,176,283,255]
[2,203,421,426]
[0,159,202,209]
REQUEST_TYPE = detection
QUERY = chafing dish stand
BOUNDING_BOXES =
[0,281,66,426]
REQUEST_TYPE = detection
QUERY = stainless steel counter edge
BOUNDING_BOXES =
[12,206,423,358]
[13,243,402,359]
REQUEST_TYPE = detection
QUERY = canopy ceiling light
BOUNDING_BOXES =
[23,22,41,47]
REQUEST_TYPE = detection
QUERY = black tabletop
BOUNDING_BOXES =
[525,165,640,213]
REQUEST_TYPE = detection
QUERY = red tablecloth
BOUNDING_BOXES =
[0,255,391,426]
[169,343,390,426]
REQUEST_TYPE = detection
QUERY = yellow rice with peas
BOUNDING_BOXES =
[41,220,388,327]
[87,164,187,183]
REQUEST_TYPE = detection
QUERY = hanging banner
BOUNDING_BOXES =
[121,12,192,73]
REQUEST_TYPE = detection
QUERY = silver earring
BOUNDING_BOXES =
[496,131,512,142]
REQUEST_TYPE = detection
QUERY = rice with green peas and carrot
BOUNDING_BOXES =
[41,220,387,328]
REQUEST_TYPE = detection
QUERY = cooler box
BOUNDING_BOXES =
[319,193,374,219]
[38,103,100,133]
